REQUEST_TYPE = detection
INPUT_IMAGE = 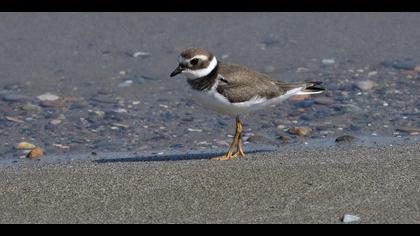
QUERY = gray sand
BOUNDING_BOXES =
[1,12,420,224]
[0,143,419,224]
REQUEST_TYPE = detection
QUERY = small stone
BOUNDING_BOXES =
[396,127,420,136]
[2,94,32,103]
[288,127,312,137]
[290,94,311,101]
[188,128,203,132]
[15,142,36,150]
[197,141,209,146]
[367,71,378,77]
[40,100,66,108]
[159,104,169,109]
[50,119,62,125]
[342,214,361,224]
[415,66,420,72]
[335,135,357,144]
[133,51,150,58]
[276,125,286,130]
[260,35,281,46]
[381,59,415,70]
[91,95,116,104]
[296,67,309,73]
[21,104,42,112]
[112,123,129,129]
[355,80,376,91]
[322,59,335,65]
[5,116,24,123]
[26,147,44,160]
[112,108,128,113]
[314,97,334,106]
[400,69,417,77]
[118,80,133,88]
[37,93,60,101]
[53,144,70,149]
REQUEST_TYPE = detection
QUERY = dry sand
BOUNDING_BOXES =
[0,143,419,224]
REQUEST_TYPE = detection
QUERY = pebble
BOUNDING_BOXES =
[50,119,62,125]
[400,70,417,77]
[15,142,36,150]
[133,51,150,58]
[187,128,203,132]
[322,59,336,65]
[53,144,70,149]
[112,123,129,129]
[381,59,415,70]
[21,103,42,112]
[314,97,334,106]
[26,147,44,160]
[296,67,309,73]
[355,80,376,91]
[335,135,357,144]
[396,127,420,136]
[288,127,312,137]
[5,116,24,124]
[37,93,60,101]
[342,214,361,224]
[290,94,311,101]
[40,100,66,108]
[276,125,286,130]
[367,71,378,77]
[118,80,133,88]
[260,36,281,46]
[2,94,32,103]
[112,108,128,114]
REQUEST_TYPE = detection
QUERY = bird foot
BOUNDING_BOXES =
[210,151,245,161]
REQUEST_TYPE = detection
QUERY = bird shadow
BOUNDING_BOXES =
[93,148,276,164]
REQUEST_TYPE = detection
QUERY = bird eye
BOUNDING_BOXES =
[190,58,199,65]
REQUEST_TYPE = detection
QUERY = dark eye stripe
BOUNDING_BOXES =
[190,58,199,65]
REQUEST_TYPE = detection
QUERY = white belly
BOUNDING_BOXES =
[189,85,301,117]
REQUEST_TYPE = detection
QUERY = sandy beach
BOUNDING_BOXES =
[0,12,419,224]
[0,143,419,224]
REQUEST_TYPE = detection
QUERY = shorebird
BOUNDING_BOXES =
[170,48,325,160]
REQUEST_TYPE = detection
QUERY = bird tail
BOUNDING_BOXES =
[295,82,325,95]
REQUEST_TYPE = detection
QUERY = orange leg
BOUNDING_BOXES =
[211,115,245,161]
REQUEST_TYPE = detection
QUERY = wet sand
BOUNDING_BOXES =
[0,143,419,224]
[1,12,420,158]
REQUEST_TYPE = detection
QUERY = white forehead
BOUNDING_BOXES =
[178,54,209,63]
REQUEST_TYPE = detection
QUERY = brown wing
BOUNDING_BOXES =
[216,63,308,103]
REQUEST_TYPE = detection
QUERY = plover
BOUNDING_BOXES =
[170,48,325,160]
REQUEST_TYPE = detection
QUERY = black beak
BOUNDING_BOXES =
[170,65,184,77]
